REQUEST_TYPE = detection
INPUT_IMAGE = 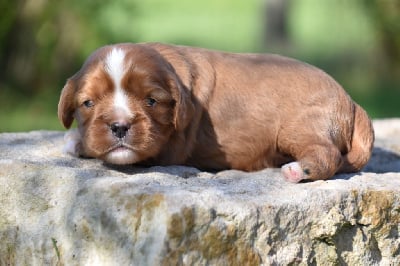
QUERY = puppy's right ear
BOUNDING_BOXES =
[58,78,76,129]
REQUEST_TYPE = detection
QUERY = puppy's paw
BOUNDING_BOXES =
[63,129,82,157]
[281,162,307,183]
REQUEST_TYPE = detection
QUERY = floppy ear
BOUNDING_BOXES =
[170,76,195,131]
[58,78,77,129]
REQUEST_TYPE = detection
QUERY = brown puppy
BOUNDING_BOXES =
[58,43,374,182]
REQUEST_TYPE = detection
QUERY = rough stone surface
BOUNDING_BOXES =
[1,119,400,265]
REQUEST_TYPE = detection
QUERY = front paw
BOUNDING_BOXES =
[63,129,82,157]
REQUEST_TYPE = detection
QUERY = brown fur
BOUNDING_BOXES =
[58,43,374,181]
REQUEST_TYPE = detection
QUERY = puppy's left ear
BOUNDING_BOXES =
[58,78,77,129]
[170,76,195,131]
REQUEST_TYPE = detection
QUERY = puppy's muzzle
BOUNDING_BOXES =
[110,122,131,139]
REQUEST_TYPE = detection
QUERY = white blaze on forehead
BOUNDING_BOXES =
[105,48,133,117]
[105,48,126,83]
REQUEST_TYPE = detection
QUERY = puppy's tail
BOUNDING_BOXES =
[340,104,374,173]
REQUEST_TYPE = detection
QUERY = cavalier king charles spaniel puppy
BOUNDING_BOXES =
[58,43,374,182]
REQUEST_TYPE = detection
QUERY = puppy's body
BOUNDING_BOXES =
[58,43,374,182]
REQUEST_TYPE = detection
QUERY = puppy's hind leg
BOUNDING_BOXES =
[281,142,343,183]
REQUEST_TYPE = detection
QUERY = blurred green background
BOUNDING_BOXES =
[0,0,399,132]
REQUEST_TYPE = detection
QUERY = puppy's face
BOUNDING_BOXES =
[58,44,192,164]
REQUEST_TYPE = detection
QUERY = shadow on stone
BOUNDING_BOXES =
[103,163,203,179]
[364,147,400,173]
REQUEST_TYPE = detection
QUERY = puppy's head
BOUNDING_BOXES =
[58,44,193,165]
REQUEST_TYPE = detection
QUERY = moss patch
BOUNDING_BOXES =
[163,207,260,265]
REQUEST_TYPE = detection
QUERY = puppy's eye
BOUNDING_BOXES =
[145,97,157,107]
[83,100,94,108]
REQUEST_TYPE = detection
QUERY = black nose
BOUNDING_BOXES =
[110,123,130,139]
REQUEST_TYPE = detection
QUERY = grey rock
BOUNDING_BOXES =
[1,119,400,265]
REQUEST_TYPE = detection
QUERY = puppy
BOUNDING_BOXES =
[58,43,374,182]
